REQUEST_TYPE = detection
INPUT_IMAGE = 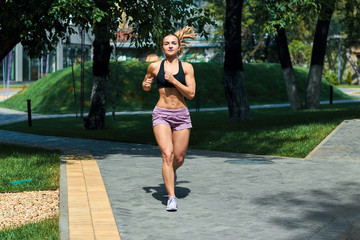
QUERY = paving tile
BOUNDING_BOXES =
[94,232,121,239]
[63,150,121,239]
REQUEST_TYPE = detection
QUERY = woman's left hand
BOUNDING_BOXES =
[164,71,175,84]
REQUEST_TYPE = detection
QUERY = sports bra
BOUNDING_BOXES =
[156,60,186,89]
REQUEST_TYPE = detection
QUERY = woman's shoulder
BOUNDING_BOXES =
[180,61,194,72]
[147,60,162,73]
[149,60,162,67]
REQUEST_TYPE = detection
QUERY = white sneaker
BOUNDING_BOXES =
[166,196,178,211]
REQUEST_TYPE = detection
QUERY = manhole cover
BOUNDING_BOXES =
[224,159,274,165]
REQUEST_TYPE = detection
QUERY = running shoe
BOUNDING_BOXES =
[166,196,178,211]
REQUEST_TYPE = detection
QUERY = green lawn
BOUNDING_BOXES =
[0,216,59,240]
[2,102,359,158]
[0,144,60,239]
[0,144,59,193]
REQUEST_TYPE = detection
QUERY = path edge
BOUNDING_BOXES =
[305,120,348,159]
[59,152,69,240]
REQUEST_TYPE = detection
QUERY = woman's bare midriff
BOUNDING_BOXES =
[156,88,187,109]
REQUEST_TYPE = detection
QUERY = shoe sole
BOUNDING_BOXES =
[167,208,177,212]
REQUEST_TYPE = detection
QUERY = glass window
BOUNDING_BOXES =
[23,51,30,81]
[30,58,39,81]
[40,52,57,77]
[0,49,15,82]
[63,44,92,68]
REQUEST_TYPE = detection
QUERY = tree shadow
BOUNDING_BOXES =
[252,181,360,239]
[143,181,191,206]
[0,129,302,162]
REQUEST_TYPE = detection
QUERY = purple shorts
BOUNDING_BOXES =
[152,106,192,131]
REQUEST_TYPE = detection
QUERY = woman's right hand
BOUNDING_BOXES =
[142,76,154,91]
[142,62,159,91]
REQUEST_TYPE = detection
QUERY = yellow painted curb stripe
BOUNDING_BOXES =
[64,150,121,240]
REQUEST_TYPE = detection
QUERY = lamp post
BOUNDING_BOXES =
[327,34,345,84]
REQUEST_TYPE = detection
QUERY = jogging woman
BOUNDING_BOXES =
[142,26,197,211]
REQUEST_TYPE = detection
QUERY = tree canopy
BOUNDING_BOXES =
[0,0,214,60]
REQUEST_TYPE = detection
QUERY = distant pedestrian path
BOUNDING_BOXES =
[0,89,22,102]
[339,88,360,99]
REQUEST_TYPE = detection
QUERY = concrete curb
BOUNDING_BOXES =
[305,120,348,159]
[59,153,69,240]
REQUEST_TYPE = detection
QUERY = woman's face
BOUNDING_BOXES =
[162,35,180,57]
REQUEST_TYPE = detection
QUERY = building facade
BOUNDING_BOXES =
[1,29,93,83]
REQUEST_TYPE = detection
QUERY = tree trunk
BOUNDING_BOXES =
[305,4,334,109]
[263,34,271,62]
[83,20,112,130]
[223,0,252,122]
[275,26,303,110]
[346,49,360,84]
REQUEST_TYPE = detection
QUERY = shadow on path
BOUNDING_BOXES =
[252,181,360,239]
[143,181,191,206]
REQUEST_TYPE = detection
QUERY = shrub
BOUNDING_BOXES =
[346,71,352,85]
[324,71,339,85]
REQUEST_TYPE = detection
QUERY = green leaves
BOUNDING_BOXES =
[1,0,215,59]
[341,0,360,46]
[256,0,319,34]
[118,0,214,53]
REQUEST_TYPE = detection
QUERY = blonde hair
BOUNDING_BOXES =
[162,26,198,56]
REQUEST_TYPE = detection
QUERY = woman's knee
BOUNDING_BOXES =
[162,150,174,165]
[174,153,185,165]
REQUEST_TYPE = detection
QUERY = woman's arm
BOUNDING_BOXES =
[164,62,196,100]
[142,63,157,91]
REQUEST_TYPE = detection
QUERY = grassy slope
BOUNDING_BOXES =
[0,61,351,114]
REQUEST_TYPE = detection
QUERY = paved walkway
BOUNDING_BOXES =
[1,108,360,239]
[0,89,22,102]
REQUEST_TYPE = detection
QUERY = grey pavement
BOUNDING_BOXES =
[1,108,360,239]
[0,107,76,126]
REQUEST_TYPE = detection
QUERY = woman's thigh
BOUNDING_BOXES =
[153,124,174,155]
[172,128,190,157]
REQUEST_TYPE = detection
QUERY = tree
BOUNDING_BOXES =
[82,0,116,129]
[1,0,213,129]
[339,0,360,84]
[256,0,315,110]
[241,0,270,63]
[342,0,360,47]
[306,1,336,109]
[275,26,303,110]
[83,2,113,129]
[0,1,66,60]
[83,0,214,129]
[0,0,106,60]
[223,0,252,122]
[206,0,273,63]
